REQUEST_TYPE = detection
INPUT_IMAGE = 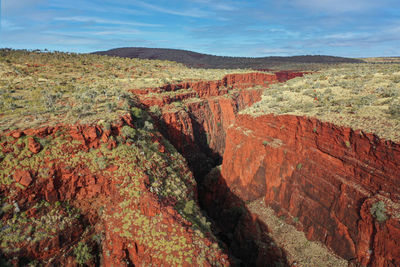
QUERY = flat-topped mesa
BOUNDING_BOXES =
[221,114,400,267]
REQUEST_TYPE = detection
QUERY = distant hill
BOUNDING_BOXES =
[93,47,365,69]
[361,57,400,63]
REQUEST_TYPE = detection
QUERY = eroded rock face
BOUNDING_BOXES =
[159,89,262,177]
[133,65,399,265]
[134,72,306,177]
[6,69,397,266]
[0,114,228,266]
[221,114,400,267]
[129,71,310,265]
[132,72,306,108]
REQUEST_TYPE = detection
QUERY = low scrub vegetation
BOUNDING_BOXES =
[245,63,400,141]
[370,200,387,223]
[0,49,250,131]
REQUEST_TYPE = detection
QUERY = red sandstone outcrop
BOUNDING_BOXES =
[14,169,33,187]
[221,114,400,267]
[132,72,306,108]
[1,113,228,266]
[133,72,306,177]
[27,137,42,154]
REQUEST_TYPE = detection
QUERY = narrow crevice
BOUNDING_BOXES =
[134,71,310,266]
[151,111,290,266]
[123,248,135,267]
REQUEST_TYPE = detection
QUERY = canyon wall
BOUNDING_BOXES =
[221,114,400,267]
[134,72,305,177]
[133,71,399,266]
[5,69,398,266]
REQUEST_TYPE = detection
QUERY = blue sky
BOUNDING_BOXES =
[1,0,399,57]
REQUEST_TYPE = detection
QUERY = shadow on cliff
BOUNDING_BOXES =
[198,167,289,267]
[156,115,290,266]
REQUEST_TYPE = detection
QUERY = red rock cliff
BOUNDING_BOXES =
[131,71,400,266]
[221,114,400,267]
[133,72,306,176]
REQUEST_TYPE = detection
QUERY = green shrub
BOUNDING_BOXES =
[120,126,137,139]
[149,105,162,117]
[131,107,143,119]
[345,141,351,148]
[95,156,108,170]
[144,121,154,131]
[370,201,387,223]
[1,203,13,214]
[387,103,400,118]
[183,200,195,215]
[74,242,92,265]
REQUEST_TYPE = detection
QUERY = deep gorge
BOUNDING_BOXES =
[137,72,400,267]
[2,70,398,266]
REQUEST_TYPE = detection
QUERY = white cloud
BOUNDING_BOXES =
[187,0,237,11]
[323,32,367,39]
[213,3,236,11]
[54,16,162,27]
[291,0,385,13]
[1,19,24,31]
[91,30,142,36]
[2,31,100,46]
[42,29,143,37]
[132,1,210,18]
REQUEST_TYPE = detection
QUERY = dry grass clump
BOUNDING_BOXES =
[244,63,400,141]
[0,49,251,131]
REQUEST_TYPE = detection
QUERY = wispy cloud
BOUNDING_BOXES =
[54,16,162,27]
[186,0,238,11]
[43,29,143,37]
[290,0,391,13]
[213,3,236,11]
[301,24,400,49]
[1,20,24,31]
[131,1,210,18]
[91,30,142,36]
[48,2,146,16]
[1,0,399,57]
